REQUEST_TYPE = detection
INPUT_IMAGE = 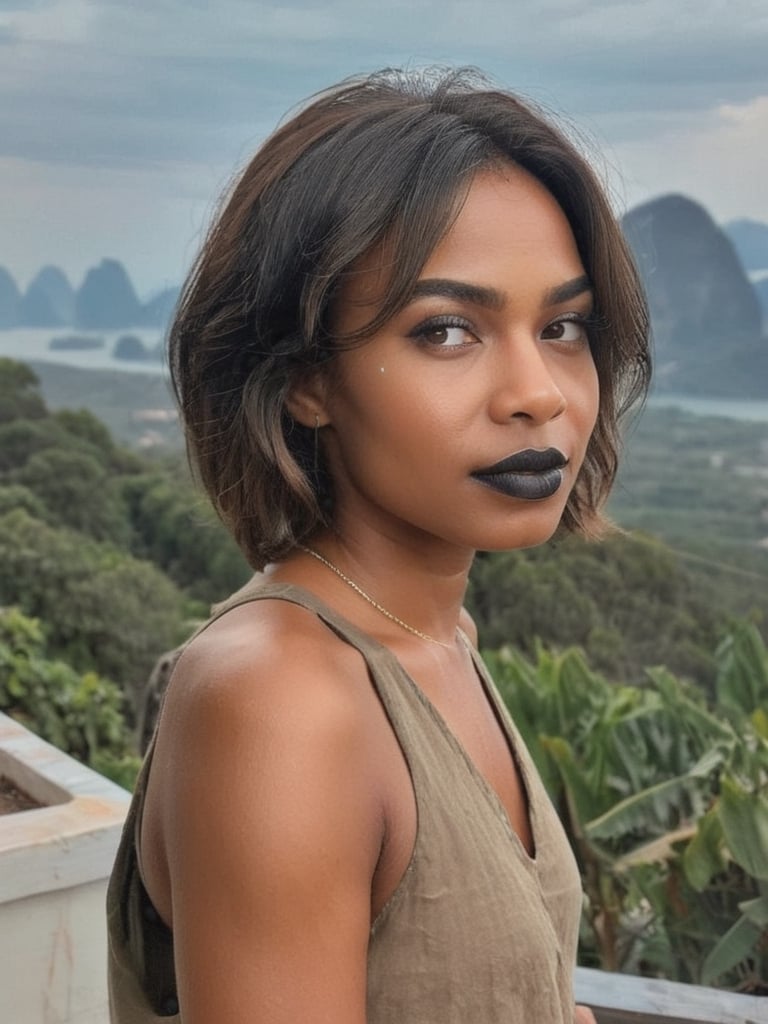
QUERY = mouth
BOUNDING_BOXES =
[471,447,568,501]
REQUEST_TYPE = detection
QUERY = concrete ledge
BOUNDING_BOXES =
[0,712,131,903]
[0,712,132,1024]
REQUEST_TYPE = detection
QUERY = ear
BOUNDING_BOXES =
[284,371,330,428]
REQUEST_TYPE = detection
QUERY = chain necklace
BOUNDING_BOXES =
[299,545,456,649]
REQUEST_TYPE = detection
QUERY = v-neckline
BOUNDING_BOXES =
[390,634,539,868]
[239,582,539,867]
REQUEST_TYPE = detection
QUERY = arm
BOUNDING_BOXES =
[154,606,385,1023]
[575,1006,597,1023]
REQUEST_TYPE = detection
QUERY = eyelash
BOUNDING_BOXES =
[541,311,597,346]
[408,311,598,350]
[408,315,477,350]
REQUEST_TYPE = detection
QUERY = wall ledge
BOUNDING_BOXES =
[0,711,130,903]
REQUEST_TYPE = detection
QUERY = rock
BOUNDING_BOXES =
[622,195,767,397]
[142,286,179,328]
[20,266,75,327]
[0,268,21,328]
[75,259,142,329]
[724,218,768,273]
[113,334,148,361]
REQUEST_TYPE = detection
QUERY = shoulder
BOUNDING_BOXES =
[143,596,381,1020]
[160,595,380,794]
[173,593,364,704]
[142,592,388,900]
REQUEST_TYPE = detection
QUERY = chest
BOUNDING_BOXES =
[403,650,536,858]
[366,650,583,1024]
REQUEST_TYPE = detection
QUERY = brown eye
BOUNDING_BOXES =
[540,317,588,343]
[425,326,451,344]
[410,317,478,349]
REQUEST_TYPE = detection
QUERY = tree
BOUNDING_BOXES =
[0,606,140,789]
[0,358,47,423]
[0,509,185,717]
[13,447,133,546]
[487,623,768,992]
[124,469,250,600]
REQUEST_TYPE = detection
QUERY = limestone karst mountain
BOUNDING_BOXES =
[75,259,143,329]
[142,285,180,328]
[3,200,768,397]
[20,265,75,327]
[725,218,768,272]
[622,195,767,396]
[0,267,21,328]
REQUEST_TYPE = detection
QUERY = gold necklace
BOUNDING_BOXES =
[299,545,456,649]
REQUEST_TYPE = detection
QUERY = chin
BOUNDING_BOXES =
[475,508,567,553]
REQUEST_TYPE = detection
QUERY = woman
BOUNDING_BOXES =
[108,68,650,1023]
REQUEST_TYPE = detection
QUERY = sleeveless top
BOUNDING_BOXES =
[107,581,583,1023]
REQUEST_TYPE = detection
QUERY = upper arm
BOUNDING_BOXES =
[155,608,384,1024]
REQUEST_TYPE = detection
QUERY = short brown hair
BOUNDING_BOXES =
[169,68,650,569]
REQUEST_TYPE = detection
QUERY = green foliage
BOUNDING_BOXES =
[0,483,46,519]
[0,360,246,686]
[0,508,185,715]
[0,607,139,789]
[489,623,768,993]
[53,406,117,457]
[469,531,729,690]
[0,358,47,423]
[608,405,768,626]
[13,447,132,545]
[122,467,250,600]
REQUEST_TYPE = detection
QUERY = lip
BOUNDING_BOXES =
[471,447,568,501]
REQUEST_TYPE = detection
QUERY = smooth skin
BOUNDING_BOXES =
[140,164,599,1023]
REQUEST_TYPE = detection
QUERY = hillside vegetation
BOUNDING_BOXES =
[0,358,766,993]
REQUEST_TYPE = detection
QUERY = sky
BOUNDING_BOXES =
[1,0,767,298]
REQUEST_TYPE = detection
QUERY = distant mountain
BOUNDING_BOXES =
[142,286,180,329]
[0,267,21,328]
[75,258,143,329]
[755,279,768,321]
[0,260,180,333]
[622,195,767,397]
[20,265,75,327]
[724,218,768,272]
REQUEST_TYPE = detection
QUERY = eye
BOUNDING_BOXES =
[409,316,479,350]
[540,314,591,345]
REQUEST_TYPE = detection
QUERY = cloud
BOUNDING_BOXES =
[2,0,768,291]
[2,0,767,174]
[608,94,768,223]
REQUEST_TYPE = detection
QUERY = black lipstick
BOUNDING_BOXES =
[471,448,568,500]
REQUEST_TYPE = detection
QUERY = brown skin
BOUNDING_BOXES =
[140,165,599,1022]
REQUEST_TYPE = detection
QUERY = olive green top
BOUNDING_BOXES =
[107,581,582,1022]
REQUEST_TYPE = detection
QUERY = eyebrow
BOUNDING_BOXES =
[410,274,593,310]
[544,275,593,306]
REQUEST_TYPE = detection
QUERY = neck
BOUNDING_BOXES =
[275,529,474,647]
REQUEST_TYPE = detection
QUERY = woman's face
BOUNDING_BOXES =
[317,163,600,558]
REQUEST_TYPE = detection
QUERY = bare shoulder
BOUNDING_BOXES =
[143,597,383,1022]
[175,594,364,700]
[156,596,384,834]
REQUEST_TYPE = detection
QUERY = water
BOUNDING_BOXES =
[648,392,768,423]
[2,328,767,422]
[0,327,167,376]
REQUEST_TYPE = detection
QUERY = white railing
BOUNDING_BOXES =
[576,966,767,1023]
[0,711,130,1024]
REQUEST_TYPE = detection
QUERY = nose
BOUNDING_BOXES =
[488,336,567,425]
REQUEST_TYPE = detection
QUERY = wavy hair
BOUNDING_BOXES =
[169,68,650,568]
